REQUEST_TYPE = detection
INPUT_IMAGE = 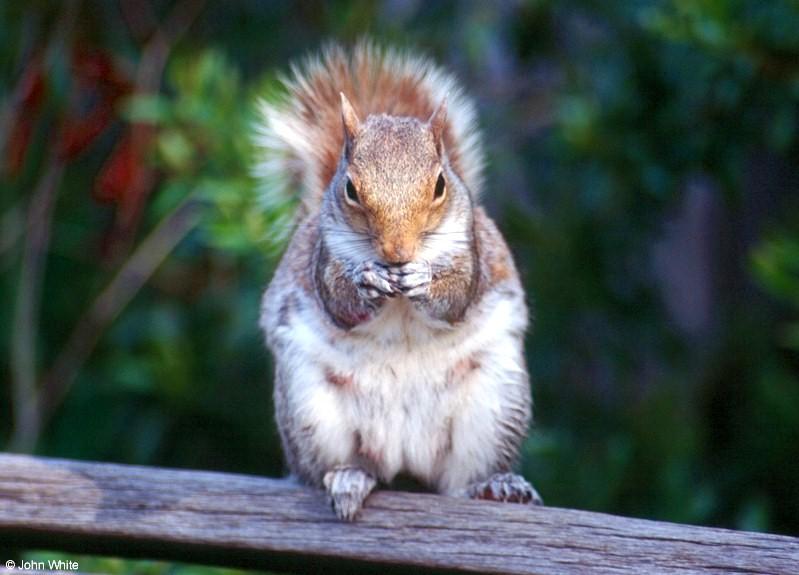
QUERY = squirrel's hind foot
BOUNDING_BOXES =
[323,464,377,521]
[466,473,543,505]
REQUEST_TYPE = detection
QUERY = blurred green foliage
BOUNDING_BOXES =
[1,4,799,573]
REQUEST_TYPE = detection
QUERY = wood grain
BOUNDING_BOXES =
[0,454,797,574]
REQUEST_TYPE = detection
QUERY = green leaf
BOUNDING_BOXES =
[119,94,173,124]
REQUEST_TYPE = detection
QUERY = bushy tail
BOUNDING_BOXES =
[254,40,484,217]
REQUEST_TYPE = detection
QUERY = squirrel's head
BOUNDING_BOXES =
[329,93,465,265]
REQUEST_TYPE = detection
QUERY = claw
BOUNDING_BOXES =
[387,261,431,276]
[386,261,432,295]
[323,465,377,521]
[404,285,428,299]
[396,272,431,290]
[466,473,543,505]
[355,261,397,299]
[361,269,396,295]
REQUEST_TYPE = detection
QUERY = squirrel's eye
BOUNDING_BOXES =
[433,173,446,201]
[345,178,359,204]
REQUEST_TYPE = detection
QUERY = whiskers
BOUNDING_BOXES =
[322,224,377,261]
[422,230,471,239]
[420,229,473,259]
[321,225,375,240]
[319,224,474,263]
[422,230,471,244]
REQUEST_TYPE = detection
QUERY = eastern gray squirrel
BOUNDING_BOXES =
[257,42,541,520]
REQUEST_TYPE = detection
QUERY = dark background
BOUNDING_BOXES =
[2,1,799,569]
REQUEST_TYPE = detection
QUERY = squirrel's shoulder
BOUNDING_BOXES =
[473,207,523,296]
[266,214,320,300]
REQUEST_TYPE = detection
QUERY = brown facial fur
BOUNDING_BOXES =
[341,115,448,264]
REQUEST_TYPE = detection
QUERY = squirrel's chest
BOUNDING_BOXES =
[327,300,474,481]
[334,350,464,483]
[280,295,504,484]
[350,297,441,346]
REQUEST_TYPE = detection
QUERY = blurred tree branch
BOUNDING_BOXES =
[8,0,79,454]
[119,0,159,44]
[7,0,205,453]
[105,0,206,261]
[0,9,41,172]
[37,193,202,426]
[0,200,25,261]
[9,152,65,453]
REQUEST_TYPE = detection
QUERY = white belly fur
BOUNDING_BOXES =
[272,289,528,492]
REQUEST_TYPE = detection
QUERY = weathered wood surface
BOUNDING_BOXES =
[0,454,797,574]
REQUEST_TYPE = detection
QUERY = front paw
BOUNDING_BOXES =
[353,261,397,301]
[467,473,543,505]
[323,464,377,521]
[388,261,432,299]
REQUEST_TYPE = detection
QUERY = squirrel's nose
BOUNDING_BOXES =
[380,240,415,265]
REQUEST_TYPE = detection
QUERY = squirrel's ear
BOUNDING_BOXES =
[428,98,447,156]
[340,92,361,154]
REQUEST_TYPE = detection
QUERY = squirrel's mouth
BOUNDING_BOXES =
[377,240,416,266]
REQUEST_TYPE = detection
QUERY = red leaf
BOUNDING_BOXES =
[94,126,155,216]
[94,126,156,255]
[4,61,45,175]
[5,116,35,175]
[19,61,45,110]
[57,102,115,160]
[56,47,132,160]
[71,47,132,100]
[94,132,137,204]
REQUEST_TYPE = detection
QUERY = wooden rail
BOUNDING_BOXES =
[0,454,797,574]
